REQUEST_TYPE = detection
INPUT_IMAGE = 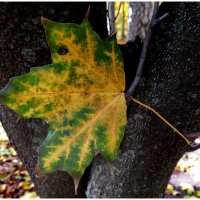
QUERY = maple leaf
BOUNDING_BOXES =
[0,17,127,189]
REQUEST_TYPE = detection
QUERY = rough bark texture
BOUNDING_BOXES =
[1,2,200,198]
[87,2,200,197]
[108,2,116,35]
[127,2,153,41]
[0,2,107,198]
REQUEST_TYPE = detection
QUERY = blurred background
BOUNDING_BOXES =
[107,2,152,43]
[0,2,200,198]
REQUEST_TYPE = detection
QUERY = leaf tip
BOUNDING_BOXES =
[40,16,45,24]
[16,116,21,123]
[35,165,44,178]
[110,31,117,39]
[73,177,81,196]
[83,5,90,21]
[108,161,114,178]
[106,31,117,43]
[41,16,53,28]
[94,151,100,157]
[0,91,6,102]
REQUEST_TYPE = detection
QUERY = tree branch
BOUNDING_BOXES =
[153,13,169,26]
[126,3,168,105]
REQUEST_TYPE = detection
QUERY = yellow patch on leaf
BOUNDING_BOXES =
[0,17,127,184]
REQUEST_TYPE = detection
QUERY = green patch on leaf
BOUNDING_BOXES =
[0,16,127,191]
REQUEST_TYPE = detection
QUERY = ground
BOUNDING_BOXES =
[165,145,200,198]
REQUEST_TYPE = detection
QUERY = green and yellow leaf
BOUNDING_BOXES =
[0,17,126,183]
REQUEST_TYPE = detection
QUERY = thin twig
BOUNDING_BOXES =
[107,2,121,35]
[126,2,159,101]
[126,3,169,106]
[114,2,122,21]
[131,97,192,145]
[153,12,169,26]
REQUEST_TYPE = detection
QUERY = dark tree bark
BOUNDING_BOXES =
[0,2,200,198]
[86,2,200,197]
[0,2,107,198]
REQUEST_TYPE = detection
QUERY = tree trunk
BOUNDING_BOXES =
[127,2,153,41]
[108,2,116,35]
[0,2,107,198]
[1,2,200,198]
[121,3,125,39]
[87,2,200,197]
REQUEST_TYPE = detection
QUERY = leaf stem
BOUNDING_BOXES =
[131,97,192,145]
